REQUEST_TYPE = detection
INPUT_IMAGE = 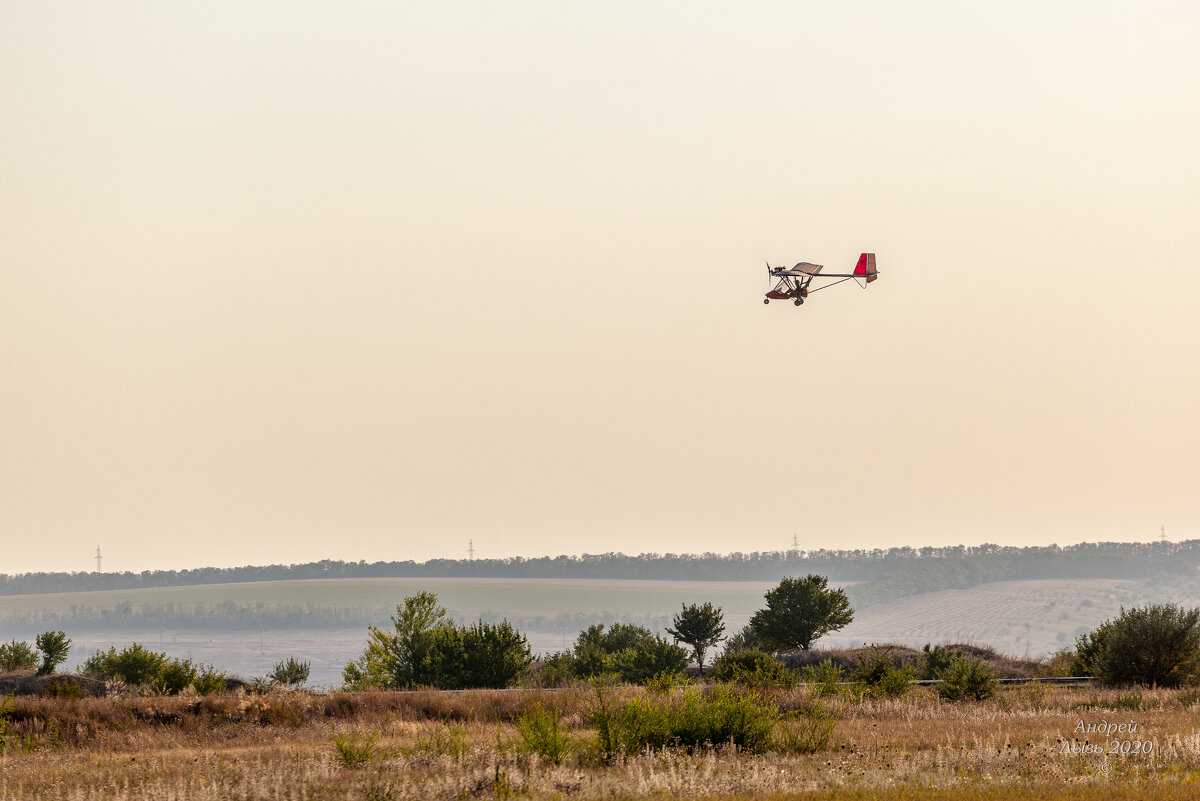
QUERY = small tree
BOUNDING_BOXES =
[748,575,854,654]
[0,639,39,673]
[1077,604,1200,687]
[343,593,534,690]
[666,602,726,675]
[35,631,71,676]
[344,591,451,689]
[270,657,311,687]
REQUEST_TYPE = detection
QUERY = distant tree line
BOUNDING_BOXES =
[2,540,1196,598]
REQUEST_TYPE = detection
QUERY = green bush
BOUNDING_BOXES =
[852,645,916,698]
[800,659,845,697]
[154,658,197,695]
[0,640,39,673]
[711,648,789,684]
[592,683,779,758]
[270,657,311,687]
[332,730,379,768]
[919,644,957,680]
[82,643,167,686]
[936,656,998,701]
[192,665,228,695]
[1076,604,1200,688]
[529,652,577,688]
[567,623,689,685]
[40,679,86,700]
[343,592,532,689]
[80,644,220,694]
[776,701,840,753]
[516,703,575,764]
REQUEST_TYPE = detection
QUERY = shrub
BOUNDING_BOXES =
[1076,604,1200,688]
[0,692,13,752]
[0,640,39,673]
[270,657,311,687]
[776,701,839,753]
[460,620,533,688]
[712,648,790,685]
[609,636,689,685]
[155,658,197,695]
[592,683,779,757]
[39,679,86,700]
[193,665,228,695]
[82,643,168,686]
[529,652,577,688]
[332,730,379,767]
[34,631,70,676]
[936,656,998,701]
[567,623,688,685]
[920,644,957,680]
[516,703,575,764]
[800,659,845,697]
[852,645,917,698]
[343,593,532,689]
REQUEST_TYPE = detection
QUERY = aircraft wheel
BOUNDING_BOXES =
[763,299,769,305]
[794,299,802,306]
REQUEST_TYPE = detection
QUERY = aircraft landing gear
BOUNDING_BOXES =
[763,298,769,304]
[794,299,803,306]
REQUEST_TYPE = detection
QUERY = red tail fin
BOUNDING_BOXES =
[853,253,878,284]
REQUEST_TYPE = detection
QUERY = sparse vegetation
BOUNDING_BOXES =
[3,682,1199,798]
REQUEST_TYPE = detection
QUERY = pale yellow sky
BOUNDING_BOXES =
[2,2,1198,573]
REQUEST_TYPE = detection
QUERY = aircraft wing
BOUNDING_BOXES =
[776,262,824,276]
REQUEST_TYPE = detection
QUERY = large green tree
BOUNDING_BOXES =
[666,602,726,675]
[748,574,853,653]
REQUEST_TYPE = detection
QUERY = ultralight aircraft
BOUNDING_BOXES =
[764,252,878,306]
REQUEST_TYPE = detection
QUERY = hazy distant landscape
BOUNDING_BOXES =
[5,543,1197,685]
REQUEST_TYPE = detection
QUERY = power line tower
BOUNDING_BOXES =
[1161,525,1168,543]
[792,533,799,550]
[467,539,475,561]
[95,547,103,573]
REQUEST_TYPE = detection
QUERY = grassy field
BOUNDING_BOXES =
[2,683,1200,800]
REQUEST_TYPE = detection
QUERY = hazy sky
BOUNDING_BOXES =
[3,2,1198,574]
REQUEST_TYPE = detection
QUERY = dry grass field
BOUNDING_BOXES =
[2,683,1200,800]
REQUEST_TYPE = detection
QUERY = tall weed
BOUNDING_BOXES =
[516,703,575,764]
